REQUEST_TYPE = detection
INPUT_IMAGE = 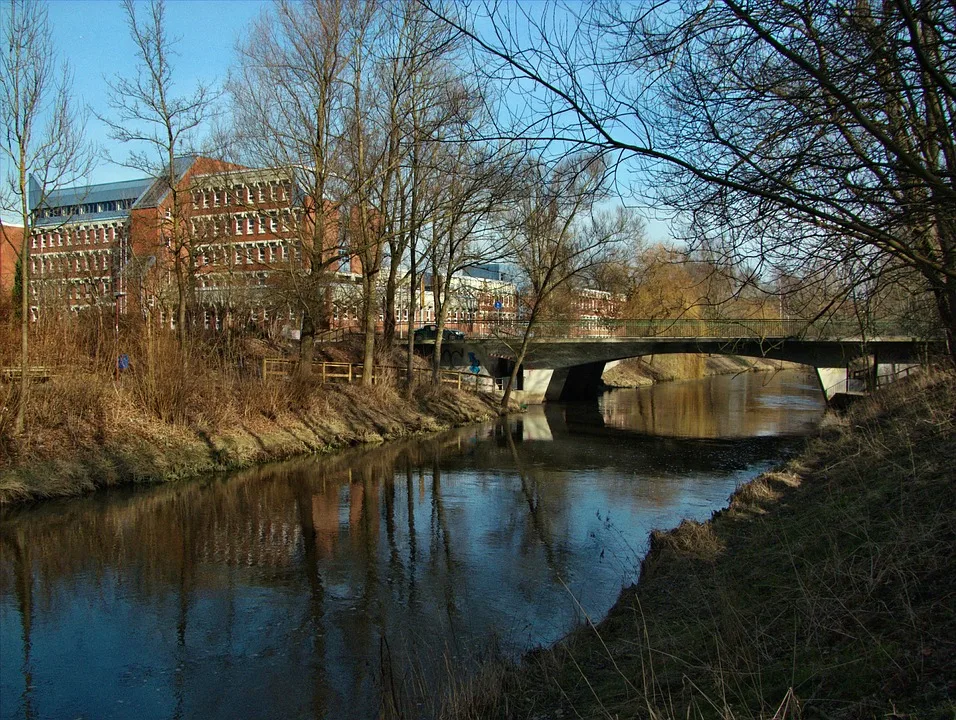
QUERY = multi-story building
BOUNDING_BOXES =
[29,175,151,317]
[22,158,614,338]
[25,155,356,330]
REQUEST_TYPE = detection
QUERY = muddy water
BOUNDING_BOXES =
[0,371,824,719]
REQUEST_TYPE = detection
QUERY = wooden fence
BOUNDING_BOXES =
[0,366,57,383]
[261,358,495,394]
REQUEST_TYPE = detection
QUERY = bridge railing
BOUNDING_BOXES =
[456,317,916,341]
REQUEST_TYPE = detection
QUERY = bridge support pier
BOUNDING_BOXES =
[507,362,607,404]
[815,367,857,404]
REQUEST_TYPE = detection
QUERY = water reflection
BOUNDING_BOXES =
[0,371,824,720]
[600,370,824,437]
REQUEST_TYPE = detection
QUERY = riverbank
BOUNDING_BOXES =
[603,353,796,387]
[446,370,955,719]
[0,360,503,505]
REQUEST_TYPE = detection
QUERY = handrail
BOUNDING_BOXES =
[407,317,932,341]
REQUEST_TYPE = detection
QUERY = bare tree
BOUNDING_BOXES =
[343,0,385,387]
[500,154,634,407]
[427,0,956,361]
[229,0,357,377]
[102,0,219,347]
[427,136,514,382]
[0,0,92,435]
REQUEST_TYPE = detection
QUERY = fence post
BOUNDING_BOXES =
[262,357,267,380]
[348,364,353,384]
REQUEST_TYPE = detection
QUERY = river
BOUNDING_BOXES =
[0,370,824,719]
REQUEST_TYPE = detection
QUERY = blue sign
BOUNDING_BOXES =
[117,354,130,371]
[494,300,503,310]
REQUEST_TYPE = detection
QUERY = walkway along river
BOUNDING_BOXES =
[0,370,824,719]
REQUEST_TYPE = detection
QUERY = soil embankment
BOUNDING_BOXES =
[450,370,956,719]
[603,353,797,387]
[0,377,502,506]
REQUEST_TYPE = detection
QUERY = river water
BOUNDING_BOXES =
[0,371,824,720]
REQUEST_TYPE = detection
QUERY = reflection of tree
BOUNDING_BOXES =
[1,527,35,720]
[505,426,560,578]
[294,475,327,716]
[429,455,459,648]
[405,462,417,607]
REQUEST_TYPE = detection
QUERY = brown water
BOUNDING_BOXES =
[0,371,824,719]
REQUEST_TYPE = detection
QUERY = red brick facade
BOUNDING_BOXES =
[0,224,23,296]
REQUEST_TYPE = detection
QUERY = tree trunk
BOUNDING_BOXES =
[15,231,29,435]
[14,165,30,436]
[383,261,398,346]
[298,310,316,378]
[362,272,377,386]
[500,326,534,409]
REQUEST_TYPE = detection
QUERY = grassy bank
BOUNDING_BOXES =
[443,370,955,719]
[0,329,503,505]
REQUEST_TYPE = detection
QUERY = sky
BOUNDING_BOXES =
[45,0,268,184]
[23,0,672,243]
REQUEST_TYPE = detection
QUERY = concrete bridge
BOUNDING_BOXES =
[430,318,943,404]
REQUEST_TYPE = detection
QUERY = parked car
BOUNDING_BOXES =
[413,324,465,342]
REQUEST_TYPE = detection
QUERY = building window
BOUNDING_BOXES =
[269,185,276,201]
[202,192,209,208]
[213,191,220,207]
[257,217,265,234]
[246,218,254,235]
[258,246,265,263]
[257,186,265,203]
[269,216,278,233]
[245,247,252,264]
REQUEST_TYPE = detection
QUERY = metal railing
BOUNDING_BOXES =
[427,317,922,341]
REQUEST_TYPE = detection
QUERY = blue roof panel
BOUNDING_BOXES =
[40,177,152,209]
[34,210,131,227]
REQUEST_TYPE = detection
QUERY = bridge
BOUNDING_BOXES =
[430,318,944,404]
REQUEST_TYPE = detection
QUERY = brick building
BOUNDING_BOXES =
[22,157,614,338]
[0,223,23,298]
[25,156,357,330]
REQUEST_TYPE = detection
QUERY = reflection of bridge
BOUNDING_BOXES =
[433,318,943,404]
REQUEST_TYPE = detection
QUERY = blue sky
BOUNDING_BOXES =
[46,0,268,183]
[33,0,671,243]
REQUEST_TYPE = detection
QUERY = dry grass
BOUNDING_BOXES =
[439,369,956,720]
[0,318,503,504]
